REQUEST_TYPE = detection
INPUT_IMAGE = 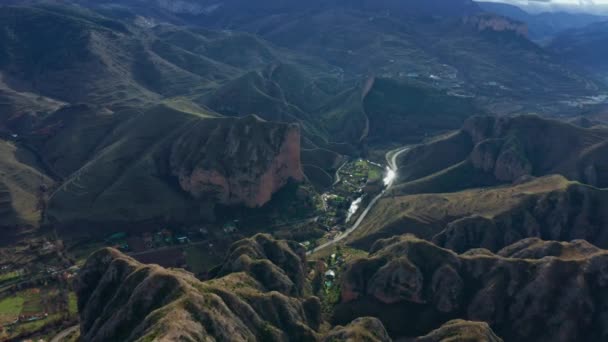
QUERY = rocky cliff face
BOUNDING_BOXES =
[322,317,391,342]
[46,107,304,227]
[353,175,608,253]
[76,234,320,341]
[170,115,304,208]
[415,319,503,342]
[79,234,513,341]
[432,177,608,253]
[464,14,529,38]
[336,235,608,341]
[462,115,608,186]
[396,115,608,192]
[215,233,307,296]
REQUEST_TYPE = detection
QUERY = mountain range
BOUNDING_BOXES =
[2,0,602,233]
[2,1,608,340]
[478,1,608,42]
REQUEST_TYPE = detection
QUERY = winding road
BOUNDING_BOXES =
[50,325,79,342]
[308,146,410,255]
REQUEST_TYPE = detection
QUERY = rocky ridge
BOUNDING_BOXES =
[170,114,304,208]
[76,234,321,341]
[336,235,608,342]
[76,234,510,341]
[46,107,304,227]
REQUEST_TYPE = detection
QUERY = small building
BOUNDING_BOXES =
[223,222,238,234]
[325,270,336,281]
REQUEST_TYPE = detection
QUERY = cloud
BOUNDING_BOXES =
[477,0,608,14]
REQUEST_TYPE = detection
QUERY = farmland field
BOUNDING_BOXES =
[0,295,24,325]
[21,288,43,316]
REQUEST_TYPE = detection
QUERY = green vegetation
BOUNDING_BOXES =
[21,289,43,315]
[15,313,61,333]
[0,271,21,284]
[367,166,383,182]
[184,246,221,276]
[322,282,341,317]
[364,78,480,145]
[68,292,78,315]
[0,296,24,317]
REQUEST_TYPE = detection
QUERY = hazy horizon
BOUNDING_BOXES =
[476,0,608,15]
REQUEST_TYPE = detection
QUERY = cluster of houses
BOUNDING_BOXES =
[104,220,242,254]
[323,251,345,289]
[106,229,192,253]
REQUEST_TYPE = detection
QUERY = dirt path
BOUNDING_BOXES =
[50,325,79,342]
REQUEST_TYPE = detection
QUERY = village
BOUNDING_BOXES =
[0,239,79,341]
[0,158,386,341]
[92,157,387,279]
[304,158,385,251]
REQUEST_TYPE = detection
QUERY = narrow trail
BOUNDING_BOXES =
[50,325,79,342]
[308,146,410,255]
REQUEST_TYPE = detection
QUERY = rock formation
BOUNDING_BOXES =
[170,114,304,208]
[415,319,503,342]
[76,234,321,341]
[464,14,529,38]
[322,317,391,342]
[461,115,608,186]
[395,115,608,191]
[214,233,307,296]
[336,235,608,342]
[431,176,608,253]
[46,107,304,227]
[352,175,608,252]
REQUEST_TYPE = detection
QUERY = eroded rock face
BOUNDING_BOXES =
[323,317,391,342]
[432,181,608,253]
[76,234,319,342]
[459,115,608,186]
[497,238,602,259]
[464,14,529,37]
[336,235,608,342]
[415,319,503,342]
[367,257,425,305]
[170,115,304,208]
[470,138,533,182]
[216,233,307,296]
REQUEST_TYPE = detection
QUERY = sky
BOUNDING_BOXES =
[477,0,608,14]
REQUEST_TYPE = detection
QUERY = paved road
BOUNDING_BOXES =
[308,146,410,255]
[387,145,411,171]
[50,325,79,342]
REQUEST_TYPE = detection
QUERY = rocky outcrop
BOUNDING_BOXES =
[393,115,608,196]
[496,238,602,259]
[323,317,391,342]
[336,235,608,341]
[462,115,608,186]
[415,319,503,342]
[215,233,307,296]
[464,14,529,38]
[76,234,320,342]
[431,177,608,253]
[354,175,608,253]
[470,138,532,182]
[46,107,305,227]
[170,114,303,208]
